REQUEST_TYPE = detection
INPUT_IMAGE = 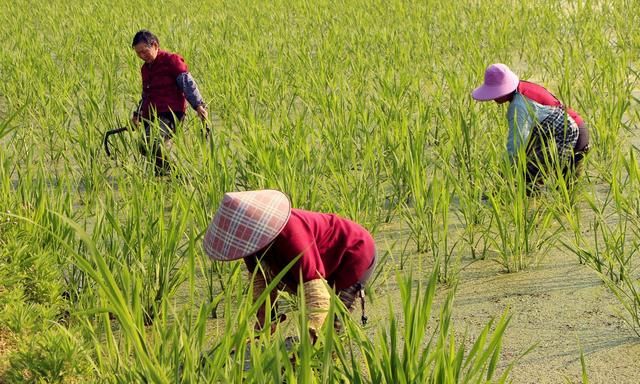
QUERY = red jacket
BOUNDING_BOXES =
[140,50,188,118]
[245,209,376,290]
[517,81,584,126]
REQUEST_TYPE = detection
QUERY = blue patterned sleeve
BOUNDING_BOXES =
[176,72,205,110]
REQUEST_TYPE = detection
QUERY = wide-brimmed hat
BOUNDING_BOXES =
[203,189,292,261]
[471,63,519,101]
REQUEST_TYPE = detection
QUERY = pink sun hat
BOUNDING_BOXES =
[203,189,292,261]
[472,63,519,101]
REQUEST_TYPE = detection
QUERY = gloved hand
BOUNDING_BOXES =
[303,279,331,342]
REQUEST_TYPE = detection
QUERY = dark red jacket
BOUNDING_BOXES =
[245,209,376,290]
[140,50,188,118]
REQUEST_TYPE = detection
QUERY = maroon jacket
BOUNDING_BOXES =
[245,209,376,290]
[140,50,188,118]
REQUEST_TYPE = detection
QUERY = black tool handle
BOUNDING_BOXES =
[103,127,129,157]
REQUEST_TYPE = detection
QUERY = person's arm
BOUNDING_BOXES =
[275,230,330,340]
[251,271,278,332]
[245,255,284,334]
[131,97,143,127]
[506,98,534,157]
[302,278,331,342]
[177,72,208,121]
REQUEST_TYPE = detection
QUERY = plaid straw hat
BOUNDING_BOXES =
[203,189,292,261]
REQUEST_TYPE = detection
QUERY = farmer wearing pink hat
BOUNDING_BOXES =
[472,63,590,192]
[203,189,376,340]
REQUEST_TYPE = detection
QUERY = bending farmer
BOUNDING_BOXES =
[203,189,376,341]
[472,63,590,193]
[131,29,207,175]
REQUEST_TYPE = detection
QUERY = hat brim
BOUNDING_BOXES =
[472,74,519,101]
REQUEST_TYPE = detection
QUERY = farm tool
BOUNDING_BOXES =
[103,126,129,157]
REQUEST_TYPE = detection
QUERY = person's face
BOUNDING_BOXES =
[134,41,159,64]
[493,93,513,105]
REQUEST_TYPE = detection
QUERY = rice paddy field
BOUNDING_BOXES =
[1,0,640,382]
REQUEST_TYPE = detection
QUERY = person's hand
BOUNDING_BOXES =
[308,328,318,345]
[196,105,208,122]
[130,114,140,130]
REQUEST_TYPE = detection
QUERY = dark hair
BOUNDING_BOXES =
[132,30,159,47]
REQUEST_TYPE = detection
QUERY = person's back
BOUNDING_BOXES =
[261,208,375,290]
[517,81,588,152]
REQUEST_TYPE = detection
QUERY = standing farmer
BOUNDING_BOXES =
[131,29,208,175]
[472,63,590,193]
[203,190,376,341]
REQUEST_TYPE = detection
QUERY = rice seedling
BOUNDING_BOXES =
[485,152,562,272]
[561,148,640,335]
[334,266,519,383]
[450,109,493,260]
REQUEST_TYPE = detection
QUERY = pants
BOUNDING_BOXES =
[139,111,184,175]
[525,122,590,193]
[336,256,377,311]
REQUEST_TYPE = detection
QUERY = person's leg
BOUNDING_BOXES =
[562,122,590,190]
[138,120,152,157]
[572,123,590,180]
[523,129,549,196]
[563,146,590,191]
[154,112,184,175]
[138,115,169,174]
[574,123,590,153]
[525,147,547,196]
[335,255,377,328]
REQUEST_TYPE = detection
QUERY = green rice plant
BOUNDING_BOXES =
[6,212,171,382]
[579,343,590,384]
[97,189,191,325]
[382,133,411,223]
[561,149,639,283]
[577,51,637,172]
[233,116,326,209]
[562,150,640,336]
[400,135,436,255]
[486,152,561,272]
[3,325,92,384]
[582,213,637,283]
[326,142,388,234]
[563,342,590,384]
[197,256,230,319]
[450,109,494,260]
[603,273,640,337]
[0,103,22,141]
[425,173,459,284]
[333,266,519,383]
[619,148,640,218]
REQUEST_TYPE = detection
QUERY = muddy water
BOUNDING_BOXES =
[368,210,640,383]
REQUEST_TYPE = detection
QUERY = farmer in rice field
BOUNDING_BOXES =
[203,189,376,342]
[472,63,590,194]
[131,29,208,176]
